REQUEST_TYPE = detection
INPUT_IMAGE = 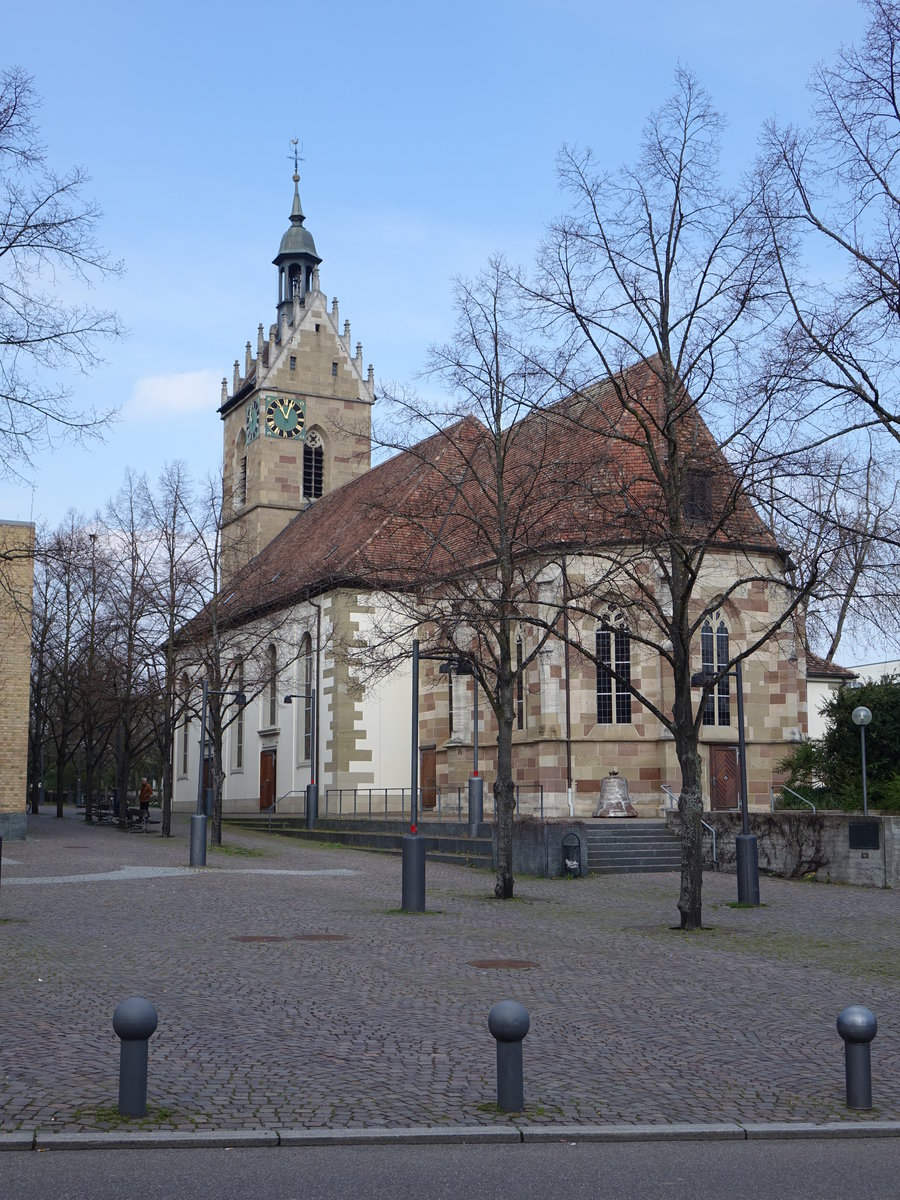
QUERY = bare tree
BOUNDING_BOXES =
[0,68,121,478]
[175,475,294,846]
[141,462,208,836]
[760,0,900,449]
[368,258,581,898]
[533,68,832,929]
[755,447,900,662]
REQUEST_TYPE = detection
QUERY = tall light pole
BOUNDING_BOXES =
[692,659,759,906]
[190,680,246,867]
[851,706,872,816]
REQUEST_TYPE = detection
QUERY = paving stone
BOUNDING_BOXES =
[2,810,900,1137]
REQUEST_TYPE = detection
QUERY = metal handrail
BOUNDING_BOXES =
[771,785,816,814]
[701,818,718,866]
[663,784,716,865]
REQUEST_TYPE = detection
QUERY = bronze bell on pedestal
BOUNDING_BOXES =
[592,769,638,818]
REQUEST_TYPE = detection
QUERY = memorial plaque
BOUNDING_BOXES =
[848,819,880,851]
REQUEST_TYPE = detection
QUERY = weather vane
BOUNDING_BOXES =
[289,137,304,179]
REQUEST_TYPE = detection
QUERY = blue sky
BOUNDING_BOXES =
[1,0,868,528]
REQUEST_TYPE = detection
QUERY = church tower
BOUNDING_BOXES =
[219,153,375,580]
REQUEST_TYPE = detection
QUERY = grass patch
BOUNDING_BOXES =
[209,843,266,858]
[73,1104,177,1128]
[726,901,769,909]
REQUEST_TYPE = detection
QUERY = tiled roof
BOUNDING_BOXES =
[805,651,856,680]
[188,358,782,635]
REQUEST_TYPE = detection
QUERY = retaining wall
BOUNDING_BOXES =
[664,810,900,888]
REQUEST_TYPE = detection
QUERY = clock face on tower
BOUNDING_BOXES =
[245,397,260,442]
[264,394,306,439]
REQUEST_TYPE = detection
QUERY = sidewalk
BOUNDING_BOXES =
[1,808,898,1144]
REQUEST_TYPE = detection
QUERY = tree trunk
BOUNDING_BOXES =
[161,758,172,837]
[55,729,68,819]
[493,704,516,899]
[211,741,224,847]
[84,755,94,825]
[676,733,704,930]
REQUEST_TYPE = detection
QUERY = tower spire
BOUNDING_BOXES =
[289,137,305,224]
[274,138,321,323]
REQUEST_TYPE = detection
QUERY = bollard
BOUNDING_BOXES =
[837,1004,877,1109]
[189,813,207,867]
[488,1000,530,1112]
[467,776,484,838]
[306,782,319,831]
[113,997,158,1118]
[401,831,426,912]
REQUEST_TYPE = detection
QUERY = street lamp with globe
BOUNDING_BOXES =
[851,705,872,816]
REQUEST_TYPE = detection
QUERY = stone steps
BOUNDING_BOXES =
[584,820,681,874]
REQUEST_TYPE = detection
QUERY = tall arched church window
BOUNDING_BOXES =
[515,635,525,730]
[596,612,632,725]
[701,614,730,727]
[179,673,190,777]
[302,634,313,761]
[234,659,244,770]
[234,429,247,509]
[303,430,324,499]
[266,644,277,728]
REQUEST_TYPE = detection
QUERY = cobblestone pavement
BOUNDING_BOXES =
[1,809,898,1137]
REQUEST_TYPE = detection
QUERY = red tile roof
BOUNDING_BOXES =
[186,358,782,636]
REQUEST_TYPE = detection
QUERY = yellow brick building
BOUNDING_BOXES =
[0,521,35,839]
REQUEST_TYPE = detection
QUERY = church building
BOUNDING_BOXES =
[172,169,812,823]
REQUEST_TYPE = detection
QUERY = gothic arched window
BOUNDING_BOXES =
[701,613,731,727]
[234,429,247,509]
[516,634,525,730]
[233,658,244,771]
[301,633,313,761]
[179,673,190,777]
[596,611,632,725]
[303,429,324,499]
[266,644,278,728]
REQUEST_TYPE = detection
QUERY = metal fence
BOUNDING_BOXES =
[321,783,546,821]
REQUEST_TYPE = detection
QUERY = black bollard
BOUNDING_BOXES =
[113,997,158,1117]
[837,1004,877,1109]
[401,831,426,912]
[306,782,318,831]
[467,776,484,838]
[488,1000,530,1112]
[189,814,207,867]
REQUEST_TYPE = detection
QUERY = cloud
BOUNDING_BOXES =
[126,369,222,420]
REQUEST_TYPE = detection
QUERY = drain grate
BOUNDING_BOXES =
[468,958,538,969]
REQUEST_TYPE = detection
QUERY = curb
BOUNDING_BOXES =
[1,1121,897,1151]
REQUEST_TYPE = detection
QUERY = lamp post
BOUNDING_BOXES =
[691,659,759,906]
[284,688,317,829]
[190,680,246,867]
[851,706,872,816]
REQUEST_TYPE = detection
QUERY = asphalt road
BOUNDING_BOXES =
[3,1138,900,1200]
